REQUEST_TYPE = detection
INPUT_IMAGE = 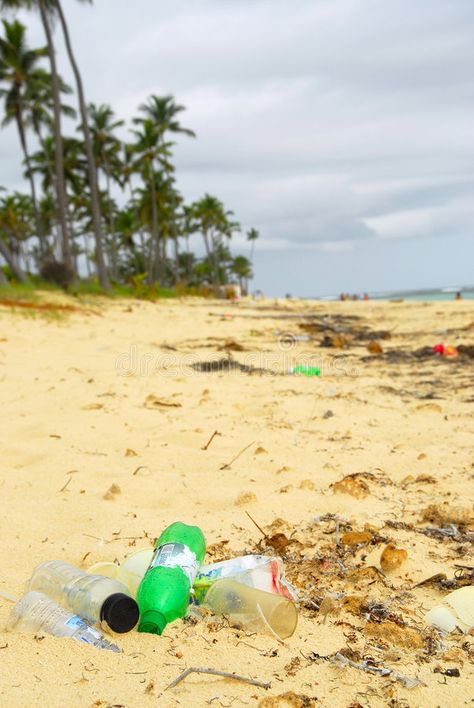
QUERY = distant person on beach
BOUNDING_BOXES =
[455,291,463,300]
[363,293,369,301]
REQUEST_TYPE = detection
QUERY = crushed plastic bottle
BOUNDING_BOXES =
[137,522,206,634]
[27,560,139,633]
[5,591,120,652]
[203,579,298,639]
[194,555,297,604]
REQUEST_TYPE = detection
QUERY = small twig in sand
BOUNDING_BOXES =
[202,430,221,451]
[165,666,271,691]
[219,441,255,470]
[245,512,269,541]
[59,477,71,493]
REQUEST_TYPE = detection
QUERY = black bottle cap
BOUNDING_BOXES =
[100,593,139,633]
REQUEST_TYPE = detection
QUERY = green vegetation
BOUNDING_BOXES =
[0,2,258,294]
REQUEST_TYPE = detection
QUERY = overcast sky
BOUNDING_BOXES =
[1,0,473,296]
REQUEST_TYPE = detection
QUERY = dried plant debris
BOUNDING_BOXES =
[385,519,474,544]
[414,566,474,591]
[191,356,269,374]
[144,395,182,409]
[331,471,390,499]
[331,652,425,689]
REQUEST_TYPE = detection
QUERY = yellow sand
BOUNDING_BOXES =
[0,294,473,707]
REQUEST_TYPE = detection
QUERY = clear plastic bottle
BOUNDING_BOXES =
[27,560,139,633]
[5,591,121,652]
[137,522,206,634]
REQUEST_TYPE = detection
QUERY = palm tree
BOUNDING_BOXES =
[0,19,47,259]
[189,194,240,287]
[0,191,33,281]
[0,0,74,271]
[247,227,259,272]
[231,255,252,293]
[87,103,124,280]
[134,95,195,284]
[130,118,172,283]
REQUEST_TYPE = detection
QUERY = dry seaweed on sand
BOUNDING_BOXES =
[414,566,474,591]
[331,652,426,689]
[385,519,474,544]
[191,356,269,374]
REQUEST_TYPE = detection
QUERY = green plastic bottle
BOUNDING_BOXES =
[289,365,320,377]
[137,522,206,634]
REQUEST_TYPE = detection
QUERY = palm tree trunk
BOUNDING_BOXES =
[55,0,110,290]
[149,168,160,284]
[35,120,61,257]
[103,161,118,281]
[170,192,179,285]
[67,204,78,273]
[14,101,45,261]
[83,233,91,277]
[38,0,72,270]
[0,237,26,283]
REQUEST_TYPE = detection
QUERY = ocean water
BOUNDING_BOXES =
[317,288,474,301]
[400,290,474,302]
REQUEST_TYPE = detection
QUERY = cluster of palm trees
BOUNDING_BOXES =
[0,0,258,292]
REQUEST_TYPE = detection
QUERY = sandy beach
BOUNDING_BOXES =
[0,294,473,707]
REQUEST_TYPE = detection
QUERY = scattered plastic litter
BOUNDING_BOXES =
[5,521,299,654]
[433,343,458,357]
[426,586,474,633]
[5,591,120,652]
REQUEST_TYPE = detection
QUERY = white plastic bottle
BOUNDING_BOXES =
[27,560,139,633]
[5,591,121,652]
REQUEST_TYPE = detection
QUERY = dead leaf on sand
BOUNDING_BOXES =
[380,543,408,572]
[367,341,383,354]
[267,533,291,552]
[103,483,121,500]
[234,491,257,506]
[125,448,138,457]
[144,394,182,409]
[321,334,351,349]
[332,474,370,499]
[81,403,104,411]
[217,339,247,352]
[341,531,373,546]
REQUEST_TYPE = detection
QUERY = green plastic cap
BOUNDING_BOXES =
[138,610,167,635]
